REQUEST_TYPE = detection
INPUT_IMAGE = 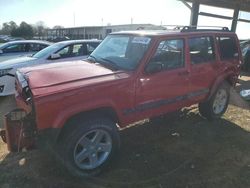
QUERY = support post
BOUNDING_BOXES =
[190,0,200,27]
[231,8,239,32]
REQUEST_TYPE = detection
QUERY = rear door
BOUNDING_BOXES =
[187,35,218,103]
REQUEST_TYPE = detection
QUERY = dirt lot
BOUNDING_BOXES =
[0,74,250,188]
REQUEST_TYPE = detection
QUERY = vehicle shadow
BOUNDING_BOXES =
[1,108,250,188]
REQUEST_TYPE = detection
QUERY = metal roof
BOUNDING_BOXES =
[184,0,250,12]
[2,40,51,45]
[55,39,102,45]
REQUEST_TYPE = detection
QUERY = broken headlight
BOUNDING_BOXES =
[16,70,28,88]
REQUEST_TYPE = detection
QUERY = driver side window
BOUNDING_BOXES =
[57,46,71,58]
[148,39,185,72]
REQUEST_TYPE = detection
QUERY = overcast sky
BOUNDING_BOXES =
[0,0,250,39]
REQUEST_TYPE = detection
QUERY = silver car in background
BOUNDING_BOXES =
[0,39,101,96]
[0,40,51,62]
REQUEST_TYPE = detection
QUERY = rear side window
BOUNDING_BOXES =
[87,42,99,54]
[72,44,88,56]
[3,44,26,53]
[217,37,238,60]
[39,44,48,50]
[188,36,215,64]
[29,43,48,52]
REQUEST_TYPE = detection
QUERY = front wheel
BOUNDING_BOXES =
[59,117,120,177]
[199,83,230,120]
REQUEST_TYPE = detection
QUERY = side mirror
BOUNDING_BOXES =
[50,53,61,60]
[0,49,3,54]
[145,62,163,74]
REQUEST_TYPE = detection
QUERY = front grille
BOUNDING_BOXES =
[23,87,32,102]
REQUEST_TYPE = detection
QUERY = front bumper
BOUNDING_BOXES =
[1,109,36,152]
[0,108,61,152]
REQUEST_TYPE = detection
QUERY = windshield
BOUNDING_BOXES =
[0,43,9,49]
[90,35,151,71]
[32,43,63,58]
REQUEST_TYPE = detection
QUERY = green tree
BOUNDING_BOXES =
[0,21,18,35]
[53,25,64,29]
[11,22,34,39]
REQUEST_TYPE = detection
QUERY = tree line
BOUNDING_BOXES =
[0,21,63,39]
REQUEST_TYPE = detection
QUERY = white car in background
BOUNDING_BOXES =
[0,40,51,62]
[0,39,101,96]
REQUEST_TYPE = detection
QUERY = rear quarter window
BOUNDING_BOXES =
[217,36,239,61]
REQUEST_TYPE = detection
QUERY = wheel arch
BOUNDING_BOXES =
[208,71,236,100]
[56,107,120,142]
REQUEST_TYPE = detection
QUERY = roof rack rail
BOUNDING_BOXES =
[180,26,230,32]
[160,25,186,30]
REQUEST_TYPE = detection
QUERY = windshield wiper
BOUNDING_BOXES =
[100,58,120,71]
[87,55,97,63]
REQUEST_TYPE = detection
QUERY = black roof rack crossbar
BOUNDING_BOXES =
[180,26,231,32]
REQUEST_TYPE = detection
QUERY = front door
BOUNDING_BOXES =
[134,38,190,119]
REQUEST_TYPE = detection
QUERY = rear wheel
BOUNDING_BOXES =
[58,117,120,177]
[199,83,230,120]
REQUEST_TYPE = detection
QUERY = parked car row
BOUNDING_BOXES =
[0,39,101,96]
[0,35,24,43]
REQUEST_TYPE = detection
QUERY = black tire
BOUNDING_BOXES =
[58,117,120,177]
[198,83,230,120]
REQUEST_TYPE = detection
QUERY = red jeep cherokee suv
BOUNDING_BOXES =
[6,27,242,176]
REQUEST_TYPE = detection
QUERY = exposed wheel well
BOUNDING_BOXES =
[56,107,119,142]
[225,75,235,86]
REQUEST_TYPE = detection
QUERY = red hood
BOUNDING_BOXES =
[19,60,129,95]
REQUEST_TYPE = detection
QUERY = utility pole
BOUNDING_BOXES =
[73,12,75,27]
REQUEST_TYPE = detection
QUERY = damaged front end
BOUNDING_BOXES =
[0,109,36,152]
[0,70,36,152]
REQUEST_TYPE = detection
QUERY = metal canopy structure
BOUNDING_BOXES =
[181,0,250,31]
